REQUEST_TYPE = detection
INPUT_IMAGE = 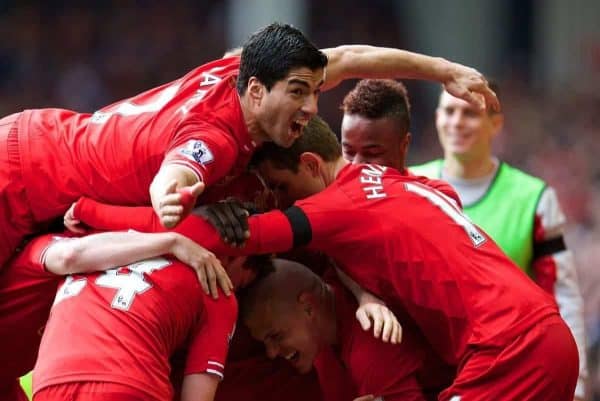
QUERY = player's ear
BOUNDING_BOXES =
[247,77,265,106]
[298,291,315,317]
[299,152,322,177]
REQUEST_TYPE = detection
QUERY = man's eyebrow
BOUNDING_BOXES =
[288,79,310,88]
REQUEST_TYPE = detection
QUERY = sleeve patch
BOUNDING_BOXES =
[179,140,214,165]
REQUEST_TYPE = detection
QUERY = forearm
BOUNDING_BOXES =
[322,45,451,91]
[44,231,180,274]
[181,373,219,401]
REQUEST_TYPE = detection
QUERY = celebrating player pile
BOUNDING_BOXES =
[0,20,579,401]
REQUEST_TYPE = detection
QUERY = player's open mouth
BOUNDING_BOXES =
[289,118,308,138]
[285,351,300,364]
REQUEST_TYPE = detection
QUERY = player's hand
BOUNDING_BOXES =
[170,233,233,298]
[157,180,205,228]
[193,198,251,247]
[353,395,375,401]
[64,202,87,234]
[355,292,402,344]
[443,62,500,112]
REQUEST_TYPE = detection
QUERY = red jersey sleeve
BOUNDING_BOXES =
[185,290,238,380]
[163,126,238,187]
[74,197,164,233]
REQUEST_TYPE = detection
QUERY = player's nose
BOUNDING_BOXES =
[265,342,279,360]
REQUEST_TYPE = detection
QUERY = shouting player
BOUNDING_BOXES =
[0,22,498,268]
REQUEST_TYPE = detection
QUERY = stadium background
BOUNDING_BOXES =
[1,0,599,399]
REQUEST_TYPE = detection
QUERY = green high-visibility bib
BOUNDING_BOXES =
[411,159,546,275]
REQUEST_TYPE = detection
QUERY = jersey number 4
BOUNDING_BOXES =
[54,257,171,311]
[405,182,486,246]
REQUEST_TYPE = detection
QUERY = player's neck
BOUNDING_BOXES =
[328,157,349,184]
[443,153,496,180]
[239,93,267,144]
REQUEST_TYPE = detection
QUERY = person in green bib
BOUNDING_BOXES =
[341,79,588,401]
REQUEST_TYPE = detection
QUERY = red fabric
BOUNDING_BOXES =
[0,233,66,383]
[0,112,35,268]
[160,163,569,397]
[326,278,453,401]
[439,315,578,401]
[15,56,252,225]
[531,214,558,294]
[33,257,237,401]
[33,382,150,401]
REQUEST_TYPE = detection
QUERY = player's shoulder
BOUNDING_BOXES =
[499,162,546,186]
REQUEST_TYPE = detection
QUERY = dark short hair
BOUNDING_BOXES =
[250,115,342,173]
[237,23,328,95]
[342,79,411,135]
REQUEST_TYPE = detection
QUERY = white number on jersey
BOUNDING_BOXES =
[53,276,88,306]
[52,257,172,311]
[405,182,486,246]
[95,257,172,311]
[90,83,181,124]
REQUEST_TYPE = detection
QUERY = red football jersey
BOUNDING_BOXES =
[328,278,454,401]
[16,56,255,223]
[0,234,65,386]
[33,256,237,401]
[171,164,559,367]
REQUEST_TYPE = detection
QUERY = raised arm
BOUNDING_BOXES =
[150,165,205,228]
[322,45,499,111]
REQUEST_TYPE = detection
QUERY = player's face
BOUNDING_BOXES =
[257,160,325,208]
[258,67,324,148]
[436,91,501,160]
[341,114,409,171]
[248,303,322,374]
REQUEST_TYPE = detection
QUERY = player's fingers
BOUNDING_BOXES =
[215,263,233,296]
[372,307,383,339]
[206,264,219,299]
[381,308,393,343]
[160,193,183,207]
[391,319,402,345]
[355,308,371,331]
[195,266,210,295]
[161,214,181,229]
[482,85,500,112]
[223,202,248,246]
[211,205,237,245]
[160,205,184,217]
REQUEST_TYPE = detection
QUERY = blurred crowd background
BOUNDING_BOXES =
[1,0,599,399]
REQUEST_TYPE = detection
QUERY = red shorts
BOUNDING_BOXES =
[440,315,578,401]
[33,382,153,401]
[0,112,35,269]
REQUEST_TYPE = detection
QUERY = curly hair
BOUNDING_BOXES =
[342,79,411,135]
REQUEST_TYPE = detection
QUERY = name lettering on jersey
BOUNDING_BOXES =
[179,140,214,165]
[360,164,388,199]
[179,66,226,114]
[96,257,172,311]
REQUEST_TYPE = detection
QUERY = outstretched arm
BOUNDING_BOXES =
[322,45,499,111]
